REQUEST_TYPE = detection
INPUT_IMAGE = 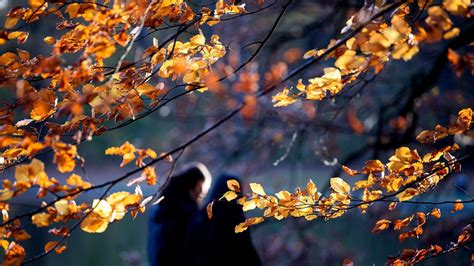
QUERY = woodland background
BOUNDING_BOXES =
[0,0,473,265]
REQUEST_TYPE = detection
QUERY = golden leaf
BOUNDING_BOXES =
[275,190,291,201]
[54,200,70,216]
[32,213,52,227]
[66,174,91,189]
[451,199,464,213]
[443,0,470,15]
[7,31,29,43]
[272,87,297,107]
[44,36,56,45]
[91,199,112,218]
[342,165,358,176]
[443,27,460,39]
[80,212,109,233]
[144,167,157,186]
[249,183,266,196]
[105,141,136,167]
[29,0,45,9]
[234,217,264,233]
[330,177,350,194]
[430,208,441,218]
[222,191,238,201]
[44,241,66,254]
[306,179,317,198]
[372,219,391,233]
[242,199,257,211]
[0,189,13,201]
[5,16,20,30]
[227,179,241,192]
[397,188,418,202]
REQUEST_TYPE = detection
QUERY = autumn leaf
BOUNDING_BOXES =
[330,178,351,194]
[242,199,257,211]
[222,191,238,201]
[227,179,241,192]
[235,217,264,233]
[32,213,52,227]
[44,241,66,254]
[397,188,418,202]
[80,212,109,233]
[105,141,136,167]
[249,183,266,196]
[275,190,291,201]
[4,242,26,266]
[451,199,464,213]
[430,208,441,218]
[372,219,391,233]
[207,201,213,219]
[272,87,297,107]
[44,36,56,45]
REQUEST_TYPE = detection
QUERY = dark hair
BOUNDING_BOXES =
[160,163,211,201]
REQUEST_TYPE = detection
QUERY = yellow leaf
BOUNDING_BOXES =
[29,0,45,9]
[0,189,13,201]
[161,0,183,7]
[234,217,264,233]
[397,188,418,202]
[190,33,206,46]
[330,177,350,194]
[306,179,317,198]
[275,190,291,201]
[144,166,157,186]
[5,16,20,30]
[80,212,109,233]
[7,31,29,44]
[44,36,56,45]
[66,174,91,189]
[54,200,70,216]
[222,191,238,201]
[242,199,257,211]
[0,240,9,250]
[32,213,52,227]
[91,199,112,218]
[249,183,266,196]
[443,0,470,15]
[272,87,296,107]
[227,179,241,192]
[443,27,460,39]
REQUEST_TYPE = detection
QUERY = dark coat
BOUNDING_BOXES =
[147,169,205,266]
[183,174,262,266]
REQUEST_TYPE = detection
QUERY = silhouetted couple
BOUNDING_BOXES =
[147,163,262,266]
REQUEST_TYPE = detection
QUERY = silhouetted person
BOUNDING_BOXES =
[183,174,262,266]
[147,163,212,266]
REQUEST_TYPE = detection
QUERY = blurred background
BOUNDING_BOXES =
[0,0,473,265]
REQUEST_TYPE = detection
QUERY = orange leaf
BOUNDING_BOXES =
[372,219,391,233]
[451,199,464,213]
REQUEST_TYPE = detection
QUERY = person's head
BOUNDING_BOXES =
[182,162,212,201]
[161,162,212,202]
